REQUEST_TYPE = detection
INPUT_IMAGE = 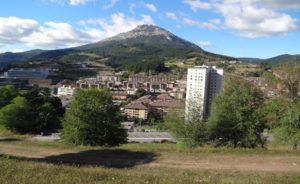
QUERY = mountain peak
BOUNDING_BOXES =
[134,24,168,33]
[135,24,159,30]
[102,24,175,42]
[91,24,202,51]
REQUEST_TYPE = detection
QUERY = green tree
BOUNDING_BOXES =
[164,107,207,147]
[260,62,271,71]
[261,97,289,128]
[134,88,146,99]
[0,96,31,133]
[24,86,64,132]
[0,85,19,108]
[0,86,64,134]
[207,77,267,148]
[37,102,60,133]
[276,64,300,101]
[122,72,130,79]
[269,65,300,149]
[61,88,127,146]
[272,100,300,149]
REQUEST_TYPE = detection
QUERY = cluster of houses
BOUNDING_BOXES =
[57,72,186,96]
[56,71,187,121]
[124,94,183,120]
[57,72,186,98]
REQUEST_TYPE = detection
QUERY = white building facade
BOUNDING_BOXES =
[185,65,223,119]
[57,85,76,96]
[56,80,76,97]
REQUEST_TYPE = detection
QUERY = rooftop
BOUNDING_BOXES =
[125,101,149,110]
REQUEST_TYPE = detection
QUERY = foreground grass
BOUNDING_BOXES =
[1,156,299,184]
[0,125,9,135]
[1,140,300,183]
[4,140,300,156]
[0,126,32,139]
[121,143,300,156]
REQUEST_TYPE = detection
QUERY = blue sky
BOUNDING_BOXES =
[0,0,299,58]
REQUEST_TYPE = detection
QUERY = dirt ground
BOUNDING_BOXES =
[0,141,299,174]
[150,154,300,173]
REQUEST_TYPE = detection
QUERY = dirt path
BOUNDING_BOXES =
[0,142,300,174]
[0,142,70,158]
[150,154,300,173]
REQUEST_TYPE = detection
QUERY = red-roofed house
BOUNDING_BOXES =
[125,101,149,120]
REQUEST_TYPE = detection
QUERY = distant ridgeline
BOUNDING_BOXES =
[239,54,300,66]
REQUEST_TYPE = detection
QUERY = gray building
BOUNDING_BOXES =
[4,68,49,79]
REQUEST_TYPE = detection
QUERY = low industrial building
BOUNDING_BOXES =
[4,68,49,79]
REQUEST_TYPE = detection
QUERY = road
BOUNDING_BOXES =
[28,132,176,143]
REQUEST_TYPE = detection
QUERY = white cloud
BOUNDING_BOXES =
[209,18,221,25]
[0,14,154,49]
[165,12,178,20]
[261,0,300,9]
[214,0,298,38]
[80,13,154,38]
[21,21,102,48]
[103,0,118,9]
[181,0,298,38]
[69,0,93,6]
[41,0,94,6]
[197,40,213,47]
[144,3,157,12]
[0,17,39,44]
[11,49,25,53]
[182,0,211,12]
[183,17,219,30]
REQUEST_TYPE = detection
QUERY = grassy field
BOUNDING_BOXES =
[0,140,300,184]
[1,157,299,184]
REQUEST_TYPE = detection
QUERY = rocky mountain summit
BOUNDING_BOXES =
[78,24,202,51]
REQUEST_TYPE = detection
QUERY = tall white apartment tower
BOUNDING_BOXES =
[185,65,224,119]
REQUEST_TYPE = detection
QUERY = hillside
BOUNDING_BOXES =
[239,54,300,65]
[0,49,45,63]
[264,54,300,65]
[0,49,46,70]
[77,24,202,51]
[0,25,234,70]
[238,57,262,63]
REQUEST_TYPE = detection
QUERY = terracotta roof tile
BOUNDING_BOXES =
[125,102,149,110]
